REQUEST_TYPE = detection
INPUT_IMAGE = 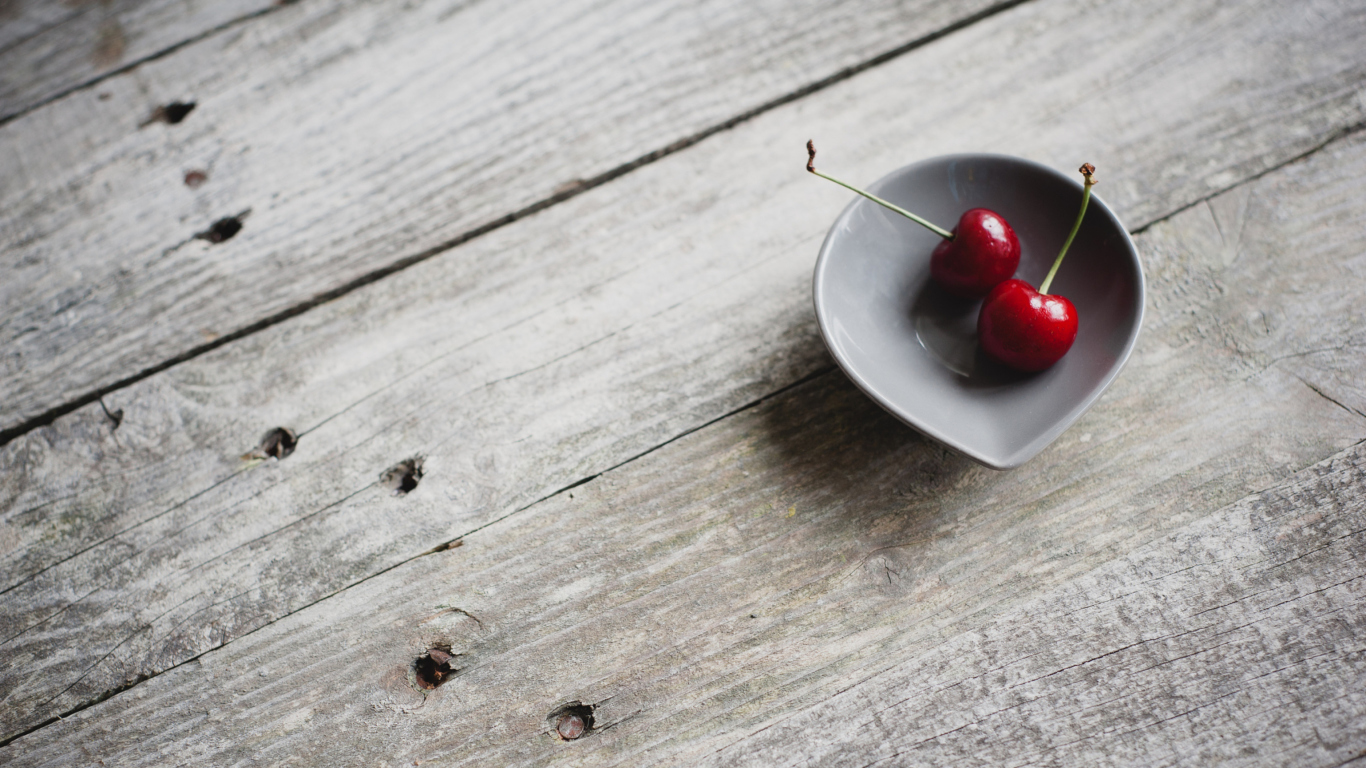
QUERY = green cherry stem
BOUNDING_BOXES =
[1039,163,1097,295]
[806,140,954,240]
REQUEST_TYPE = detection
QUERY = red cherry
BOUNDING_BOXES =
[805,143,1020,296]
[976,162,1098,372]
[929,208,1020,298]
[977,279,1078,371]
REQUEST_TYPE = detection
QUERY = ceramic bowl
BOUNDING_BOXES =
[812,154,1144,469]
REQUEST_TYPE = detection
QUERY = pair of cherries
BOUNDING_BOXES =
[807,142,1095,372]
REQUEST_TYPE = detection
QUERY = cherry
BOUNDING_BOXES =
[977,163,1097,372]
[806,141,1019,298]
[976,280,1078,371]
[930,208,1020,298]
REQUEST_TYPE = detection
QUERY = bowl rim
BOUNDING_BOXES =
[811,152,1146,469]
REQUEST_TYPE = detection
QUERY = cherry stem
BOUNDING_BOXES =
[806,141,954,240]
[1039,163,1097,295]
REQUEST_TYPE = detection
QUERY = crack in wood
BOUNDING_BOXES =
[1260,572,1366,613]
[0,468,249,599]
[1130,119,1366,239]
[0,12,86,61]
[1,582,100,646]
[0,0,1043,450]
[0,362,839,742]
[2,1,1366,748]
[1297,376,1366,421]
[0,4,289,127]
[699,445,1366,765]
[96,398,122,430]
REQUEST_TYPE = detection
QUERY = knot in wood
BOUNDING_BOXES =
[196,215,243,243]
[414,647,458,690]
[243,427,297,461]
[380,456,424,495]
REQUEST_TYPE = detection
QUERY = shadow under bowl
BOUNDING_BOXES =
[812,154,1145,469]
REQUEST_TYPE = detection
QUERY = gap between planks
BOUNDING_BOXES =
[0,364,836,750]
[5,0,1360,743]
[10,111,1365,607]
[0,0,1034,449]
[1128,118,1366,239]
[0,2,285,128]
[3,123,1363,751]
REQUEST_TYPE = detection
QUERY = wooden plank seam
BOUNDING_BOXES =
[0,0,1035,449]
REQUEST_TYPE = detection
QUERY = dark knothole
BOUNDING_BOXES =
[259,427,296,459]
[196,215,243,243]
[161,101,196,124]
[414,646,459,690]
[548,702,594,741]
[380,457,424,495]
[142,101,196,127]
[242,427,297,461]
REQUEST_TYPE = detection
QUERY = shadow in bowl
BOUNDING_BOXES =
[908,281,1032,388]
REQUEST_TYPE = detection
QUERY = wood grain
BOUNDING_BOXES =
[0,0,1015,434]
[3,136,1364,761]
[0,0,276,123]
[701,443,1366,768]
[3,0,1366,745]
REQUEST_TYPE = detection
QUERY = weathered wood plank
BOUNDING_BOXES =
[3,142,1364,760]
[3,0,1365,745]
[0,0,276,123]
[0,0,1016,434]
[700,444,1366,767]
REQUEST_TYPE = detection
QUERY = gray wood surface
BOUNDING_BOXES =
[2,0,1365,762]
[3,0,1366,746]
[0,0,1014,435]
[0,0,275,123]
[704,442,1366,767]
[4,130,1364,760]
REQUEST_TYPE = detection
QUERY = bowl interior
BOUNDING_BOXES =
[813,154,1144,469]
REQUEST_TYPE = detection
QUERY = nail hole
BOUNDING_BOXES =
[414,646,459,690]
[184,170,208,188]
[242,427,297,461]
[380,456,423,495]
[142,100,196,126]
[196,215,243,243]
[161,101,196,124]
[548,702,594,741]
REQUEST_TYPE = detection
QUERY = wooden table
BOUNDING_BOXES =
[2,0,1364,764]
